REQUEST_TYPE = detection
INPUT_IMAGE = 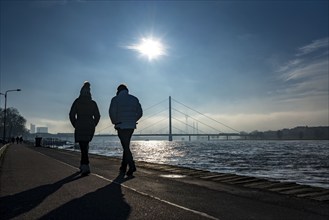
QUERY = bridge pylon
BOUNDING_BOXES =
[169,96,173,141]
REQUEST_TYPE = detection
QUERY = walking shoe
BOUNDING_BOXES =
[80,164,90,176]
[126,166,136,176]
[79,164,85,173]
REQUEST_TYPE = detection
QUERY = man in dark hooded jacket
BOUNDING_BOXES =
[109,84,142,176]
[69,81,100,175]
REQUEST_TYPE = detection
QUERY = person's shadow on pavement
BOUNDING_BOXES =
[0,172,82,220]
[39,173,132,220]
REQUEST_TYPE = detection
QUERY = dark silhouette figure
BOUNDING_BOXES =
[15,136,19,144]
[38,174,132,219]
[0,172,81,220]
[19,136,23,143]
[109,84,142,176]
[69,81,100,175]
[11,137,15,144]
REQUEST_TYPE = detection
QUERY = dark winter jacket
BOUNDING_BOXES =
[109,90,142,129]
[69,95,100,142]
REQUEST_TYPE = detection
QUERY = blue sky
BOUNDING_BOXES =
[1,1,328,134]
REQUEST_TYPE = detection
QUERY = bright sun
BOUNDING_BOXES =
[127,37,166,61]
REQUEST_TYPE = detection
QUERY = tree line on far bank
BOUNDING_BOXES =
[245,126,329,140]
[0,107,28,142]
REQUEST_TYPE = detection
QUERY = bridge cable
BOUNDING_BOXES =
[171,116,208,134]
[172,126,188,134]
[143,98,168,112]
[172,98,240,133]
[138,118,168,133]
[138,108,168,124]
[172,108,222,133]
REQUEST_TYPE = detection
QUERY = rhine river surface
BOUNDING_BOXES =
[61,138,329,189]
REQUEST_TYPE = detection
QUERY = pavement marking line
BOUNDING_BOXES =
[33,149,219,220]
[93,173,220,220]
[33,149,81,171]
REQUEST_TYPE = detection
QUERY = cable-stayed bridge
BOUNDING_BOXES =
[96,96,249,141]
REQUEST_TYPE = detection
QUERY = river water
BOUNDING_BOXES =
[61,137,329,189]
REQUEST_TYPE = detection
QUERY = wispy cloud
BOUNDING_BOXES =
[276,37,328,105]
[297,37,328,56]
[280,59,327,82]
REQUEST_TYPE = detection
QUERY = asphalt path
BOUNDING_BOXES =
[0,144,328,220]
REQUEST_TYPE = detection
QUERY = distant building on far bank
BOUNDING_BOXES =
[30,124,36,134]
[36,127,48,133]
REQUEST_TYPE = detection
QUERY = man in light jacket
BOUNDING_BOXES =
[109,84,143,176]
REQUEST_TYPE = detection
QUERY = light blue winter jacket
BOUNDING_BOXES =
[109,90,142,129]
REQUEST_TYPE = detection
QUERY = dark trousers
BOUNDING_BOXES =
[79,141,89,165]
[117,129,135,170]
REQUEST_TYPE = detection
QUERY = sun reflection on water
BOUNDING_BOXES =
[131,141,187,164]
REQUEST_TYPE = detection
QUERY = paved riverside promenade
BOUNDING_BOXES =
[1,144,329,220]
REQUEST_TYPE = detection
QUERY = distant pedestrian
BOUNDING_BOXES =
[69,81,100,176]
[109,84,142,176]
[19,136,23,143]
[16,136,19,144]
[11,137,15,144]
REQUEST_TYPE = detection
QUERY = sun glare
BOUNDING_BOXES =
[127,37,166,61]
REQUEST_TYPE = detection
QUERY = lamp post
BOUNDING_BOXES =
[0,92,5,142]
[0,92,4,107]
[2,89,21,143]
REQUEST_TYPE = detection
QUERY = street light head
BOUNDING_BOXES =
[5,89,21,94]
